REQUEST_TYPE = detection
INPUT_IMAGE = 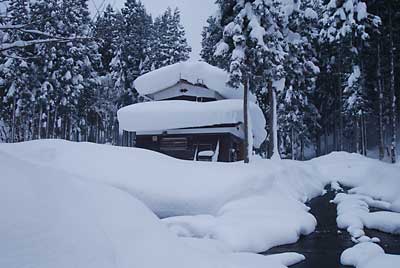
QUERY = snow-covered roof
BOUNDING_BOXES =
[118,99,267,148]
[134,61,249,100]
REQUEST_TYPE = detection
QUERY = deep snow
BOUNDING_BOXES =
[341,242,400,268]
[0,148,304,268]
[1,140,400,268]
[0,140,325,253]
[333,193,400,242]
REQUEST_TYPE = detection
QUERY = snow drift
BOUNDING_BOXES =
[0,149,306,268]
[0,140,325,254]
[1,140,399,265]
[341,242,400,268]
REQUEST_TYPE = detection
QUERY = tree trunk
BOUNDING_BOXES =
[377,42,385,161]
[271,86,280,160]
[53,108,58,139]
[356,118,360,154]
[389,7,397,163]
[11,97,16,142]
[291,127,295,160]
[335,45,343,151]
[324,126,329,155]
[38,104,42,140]
[243,76,250,164]
[46,109,50,139]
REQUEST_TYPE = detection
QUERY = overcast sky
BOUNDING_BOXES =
[90,0,216,60]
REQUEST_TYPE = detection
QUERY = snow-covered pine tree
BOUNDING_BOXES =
[211,0,287,160]
[30,0,102,141]
[201,15,224,67]
[201,10,233,69]
[171,8,192,63]
[94,5,124,75]
[110,0,152,108]
[93,6,126,144]
[152,7,191,69]
[28,0,58,140]
[0,0,36,142]
[320,0,378,154]
[122,0,152,76]
[278,0,320,160]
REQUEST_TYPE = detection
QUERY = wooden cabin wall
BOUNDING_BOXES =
[134,133,244,162]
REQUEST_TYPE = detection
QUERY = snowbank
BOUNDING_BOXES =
[163,191,317,252]
[0,140,326,254]
[341,242,400,268]
[2,140,399,259]
[0,149,306,268]
[134,61,248,100]
[333,193,399,242]
[117,99,267,148]
[311,152,400,212]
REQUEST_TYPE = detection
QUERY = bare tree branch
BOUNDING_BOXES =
[0,24,27,30]
[0,36,95,52]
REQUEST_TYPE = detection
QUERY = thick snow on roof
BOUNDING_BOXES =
[118,99,267,148]
[134,61,248,100]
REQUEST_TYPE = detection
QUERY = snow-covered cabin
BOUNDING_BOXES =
[117,61,266,162]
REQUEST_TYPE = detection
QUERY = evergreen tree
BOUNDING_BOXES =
[0,0,36,142]
[109,0,152,107]
[210,0,287,160]
[278,0,321,159]
[320,0,377,154]
[201,15,224,67]
[30,0,102,141]
[94,5,124,75]
[152,7,191,69]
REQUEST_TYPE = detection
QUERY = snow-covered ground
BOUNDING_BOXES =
[312,153,400,267]
[1,140,399,268]
[333,193,399,241]
[341,242,400,268]
[0,144,305,268]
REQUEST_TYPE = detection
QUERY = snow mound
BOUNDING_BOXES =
[117,99,267,148]
[341,242,399,268]
[0,140,326,254]
[164,192,317,253]
[311,152,400,212]
[333,193,400,242]
[0,149,306,268]
[134,61,249,100]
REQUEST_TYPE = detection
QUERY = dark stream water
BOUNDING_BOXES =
[262,190,400,268]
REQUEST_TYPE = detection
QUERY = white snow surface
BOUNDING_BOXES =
[1,141,400,267]
[0,140,326,254]
[311,152,400,212]
[118,99,267,148]
[0,146,306,268]
[333,193,400,242]
[341,242,400,268]
[134,61,250,100]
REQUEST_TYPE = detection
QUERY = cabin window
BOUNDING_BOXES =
[160,137,188,151]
